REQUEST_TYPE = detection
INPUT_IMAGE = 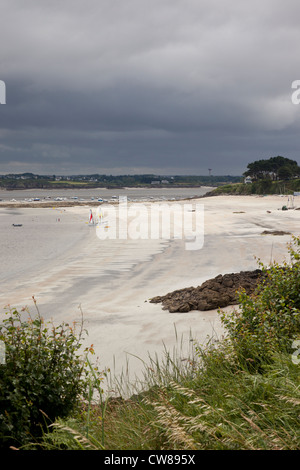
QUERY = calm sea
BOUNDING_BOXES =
[0,186,212,202]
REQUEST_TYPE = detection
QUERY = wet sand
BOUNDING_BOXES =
[0,195,299,389]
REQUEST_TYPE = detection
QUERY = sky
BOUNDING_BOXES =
[1,0,300,176]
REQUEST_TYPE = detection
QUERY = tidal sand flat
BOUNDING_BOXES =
[0,195,299,388]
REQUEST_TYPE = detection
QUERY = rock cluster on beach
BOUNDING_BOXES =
[150,269,264,312]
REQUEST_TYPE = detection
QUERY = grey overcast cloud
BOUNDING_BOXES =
[1,0,300,175]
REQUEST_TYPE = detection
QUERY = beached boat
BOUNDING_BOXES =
[88,208,105,226]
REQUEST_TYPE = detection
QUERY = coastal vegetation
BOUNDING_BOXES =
[244,156,300,181]
[208,177,300,196]
[0,300,91,449]
[0,238,299,450]
[244,156,300,180]
[209,156,300,196]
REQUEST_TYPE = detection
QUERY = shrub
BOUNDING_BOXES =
[0,300,90,449]
[220,236,300,368]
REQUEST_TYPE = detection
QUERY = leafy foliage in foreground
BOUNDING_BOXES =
[0,300,90,449]
[220,236,300,368]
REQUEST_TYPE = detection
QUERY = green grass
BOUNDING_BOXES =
[49,180,90,186]
[209,178,300,196]
[35,342,300,450]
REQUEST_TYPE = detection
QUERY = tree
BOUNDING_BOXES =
[277,165,294,180]
[244,156,300,181]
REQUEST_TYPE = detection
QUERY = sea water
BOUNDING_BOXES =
[0,186,212,202]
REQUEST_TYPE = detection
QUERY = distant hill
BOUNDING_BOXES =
[0,173,242,190]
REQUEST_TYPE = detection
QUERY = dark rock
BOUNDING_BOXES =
[261,230,291,236]
[178,303,191,313]
[150,269,264,312]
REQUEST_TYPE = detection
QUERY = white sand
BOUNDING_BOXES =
[0,194,299,390]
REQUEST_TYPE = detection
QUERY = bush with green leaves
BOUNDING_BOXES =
[220,236,300,368]
[0,301,91,449]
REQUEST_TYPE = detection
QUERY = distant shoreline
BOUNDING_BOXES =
[0,191,296,209]
[0,186,214,208]
[0,200,104,208]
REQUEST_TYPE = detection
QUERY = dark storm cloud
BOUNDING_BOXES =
[1,0,300,174]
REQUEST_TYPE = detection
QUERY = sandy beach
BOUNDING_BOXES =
[0,194,299,390]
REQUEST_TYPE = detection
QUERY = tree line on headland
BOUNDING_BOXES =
[244,156,300,181]
[210,156,300,196]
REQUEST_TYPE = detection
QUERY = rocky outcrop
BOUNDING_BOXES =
[150,269,264,313]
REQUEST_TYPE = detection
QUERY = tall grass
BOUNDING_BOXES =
[37,340,300,450]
